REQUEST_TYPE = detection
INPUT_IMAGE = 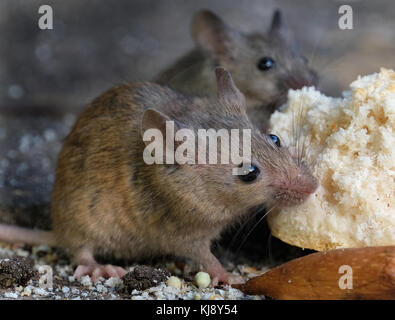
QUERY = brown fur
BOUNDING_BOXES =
[0,69,317,283]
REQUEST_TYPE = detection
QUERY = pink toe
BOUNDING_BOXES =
[104,265,118,278]
[92,268,103,282]
[211,277,219,287]
[226,274,244,285]
[74,264,127,281]
[74,265,92,279]
[115,266,127,278]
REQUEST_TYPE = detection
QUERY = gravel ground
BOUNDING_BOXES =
[0,242,268,300]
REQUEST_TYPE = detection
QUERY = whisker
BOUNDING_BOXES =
[307,32,323,76]
[223,206,265,260]
[292,98,296,150]
[233,204,278,258]
[300,99,309,164]
[266,231,274,265]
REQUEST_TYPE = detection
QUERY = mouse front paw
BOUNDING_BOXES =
[74,264,127,282]
[211,272,244,286]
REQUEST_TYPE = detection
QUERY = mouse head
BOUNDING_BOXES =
[141,68,317,221]
[191,10,318,109]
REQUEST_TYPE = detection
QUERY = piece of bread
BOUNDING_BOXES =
[268,68,395,251]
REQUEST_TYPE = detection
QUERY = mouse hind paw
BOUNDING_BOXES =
[74,264,127,282]
[72,246,127,281]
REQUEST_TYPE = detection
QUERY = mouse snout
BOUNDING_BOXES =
[285,71,318,90]
[269,168,318,207]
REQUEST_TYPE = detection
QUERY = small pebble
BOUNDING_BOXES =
[62,286,70,294]
[80,275,92,287]
[194,293,201,300]
[21,286,33,296]
[166,276,182,290]
[104,277,122,288]
[71,288,80,295]
[4,292,19,299]
[96,284,107,293]
[194,272,211,289]
[34,287,49,296]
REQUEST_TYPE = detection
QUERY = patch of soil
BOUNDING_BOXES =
[122,265,170,292]
[0,257,37,288]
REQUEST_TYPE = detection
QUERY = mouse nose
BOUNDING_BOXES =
[285,72,318,90]
[271,171,318,207]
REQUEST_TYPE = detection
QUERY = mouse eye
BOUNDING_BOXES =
[238,163,260,183]
[257,57,275,71]
[269,134,281,147]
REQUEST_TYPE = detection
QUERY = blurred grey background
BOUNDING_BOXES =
[1,0,394,111]
[0,0,393,236]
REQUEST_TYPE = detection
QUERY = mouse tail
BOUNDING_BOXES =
[0,223,56,247]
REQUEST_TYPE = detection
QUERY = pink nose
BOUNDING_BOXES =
[272,173,318,207]
[286,78,310,89]
[286,73,318,90]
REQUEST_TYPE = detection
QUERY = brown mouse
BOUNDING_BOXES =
[0,68,317,284]
[156,10,318,132]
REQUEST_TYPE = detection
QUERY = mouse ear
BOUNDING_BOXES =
[141,108,169,142]
[269,9,283,34]
[269,9,299,52]
[141,109,196,165]
[215,67,246,112]
[141,109,185,144]
[191,10,239,63]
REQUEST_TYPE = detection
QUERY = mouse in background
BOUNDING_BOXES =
[156,9,318,132]
[0,68,317,284]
